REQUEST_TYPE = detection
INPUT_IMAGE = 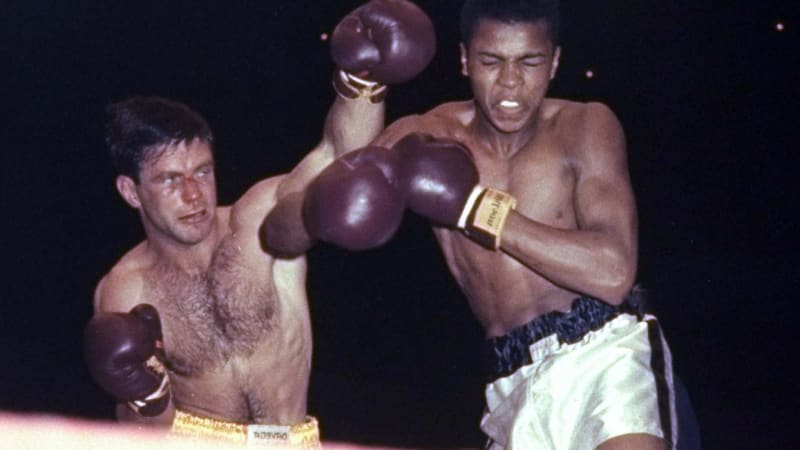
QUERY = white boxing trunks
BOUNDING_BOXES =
[481,296,677,450]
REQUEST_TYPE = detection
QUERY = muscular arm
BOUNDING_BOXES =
[500,104,638,304]
[276,95,384,198]
[259,96,384,256]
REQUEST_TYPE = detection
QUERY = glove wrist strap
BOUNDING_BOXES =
[333,70,387,104]
[463,188,517,250]
[128,355,170,416]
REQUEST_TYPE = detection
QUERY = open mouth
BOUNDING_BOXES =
[499,99,520,109]
[493,99,526,121]
[179,209,207,223]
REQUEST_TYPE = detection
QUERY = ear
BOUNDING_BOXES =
[459,42,469,77]
[550,46,562,80]
[116,175,141,209]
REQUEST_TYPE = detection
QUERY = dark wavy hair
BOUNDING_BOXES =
[105,96,213,182]
[460,0,560,46]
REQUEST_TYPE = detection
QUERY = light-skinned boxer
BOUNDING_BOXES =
[84,1,435,447]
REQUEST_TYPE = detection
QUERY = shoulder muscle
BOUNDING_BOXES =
[94,265,146,314]
[230,175,284,235]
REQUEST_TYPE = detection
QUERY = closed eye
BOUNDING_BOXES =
[521,57,546,67]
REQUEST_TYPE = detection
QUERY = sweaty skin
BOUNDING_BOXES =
[372,18,660,450]
[373,19,638,340]
[94,95,382,426]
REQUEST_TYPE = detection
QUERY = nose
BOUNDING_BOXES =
[498,62,522,88]
[180,177,202,203]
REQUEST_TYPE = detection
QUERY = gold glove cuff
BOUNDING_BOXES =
[332,70,387,104]
[465,188,517,250]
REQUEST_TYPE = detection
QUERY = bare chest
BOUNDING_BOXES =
[435,136,579,320]
[145,235,277,376]
[470,137,577,226]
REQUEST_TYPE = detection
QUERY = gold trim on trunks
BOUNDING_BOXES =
[171,409,320,448]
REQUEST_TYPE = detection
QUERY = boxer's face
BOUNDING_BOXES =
[461,19,560,134]
[119,138,217,246]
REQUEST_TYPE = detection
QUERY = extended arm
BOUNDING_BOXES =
[275,95,385,199]
[275,0,436,198]
[261,0,436,256]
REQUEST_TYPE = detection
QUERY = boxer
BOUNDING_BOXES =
[265,1,679,449]
[84,1,435,447]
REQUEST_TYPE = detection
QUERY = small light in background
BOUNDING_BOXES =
[320,32,329,41]
[585,69,595,79]
[775,22,785,32]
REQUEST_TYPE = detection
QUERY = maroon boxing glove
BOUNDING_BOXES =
[84,304,170,416]
[303,145,405,251]
[331,0,436,102]
[394,133,517,250]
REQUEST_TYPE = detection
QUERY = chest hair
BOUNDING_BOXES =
[146,235,276,375]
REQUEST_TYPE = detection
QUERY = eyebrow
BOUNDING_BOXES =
[476,50,548,60]
[195,161,215,170]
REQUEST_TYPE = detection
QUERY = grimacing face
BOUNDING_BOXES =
[461,19,560,134]
[117,138,217,247]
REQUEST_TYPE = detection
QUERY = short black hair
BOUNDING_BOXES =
[105,96,213,182]
[460,0,560,46]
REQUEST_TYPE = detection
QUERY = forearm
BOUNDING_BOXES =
[262,96,383,257]
[275,96,384,200]
[324,95,384,158]
[500,211,637,304]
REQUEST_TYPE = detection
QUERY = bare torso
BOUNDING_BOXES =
[377,99,603,337]
[99,177,311,425]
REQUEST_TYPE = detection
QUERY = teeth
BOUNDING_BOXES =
[500,100,519,108]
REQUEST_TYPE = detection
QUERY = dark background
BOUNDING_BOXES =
[3,0,797,448]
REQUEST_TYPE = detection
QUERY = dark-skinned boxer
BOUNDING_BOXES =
[265,1,681,448]
[84,1,435,447]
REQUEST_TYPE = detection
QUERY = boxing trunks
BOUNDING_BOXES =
[171,409,320,448]
[481,296,677,450]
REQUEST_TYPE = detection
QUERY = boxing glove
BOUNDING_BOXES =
[331,0,436,101]
[84,304,170,416]
[394,133,517,250]
[303,145,405,251]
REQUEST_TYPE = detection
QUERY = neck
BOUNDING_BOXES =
[143,222,219,275]
[470,104,540,159]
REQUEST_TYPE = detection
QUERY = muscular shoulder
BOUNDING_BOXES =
[548,100,623,140]
[547,99,626,164]
[94,246,149,313]
[229,175,285,235]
